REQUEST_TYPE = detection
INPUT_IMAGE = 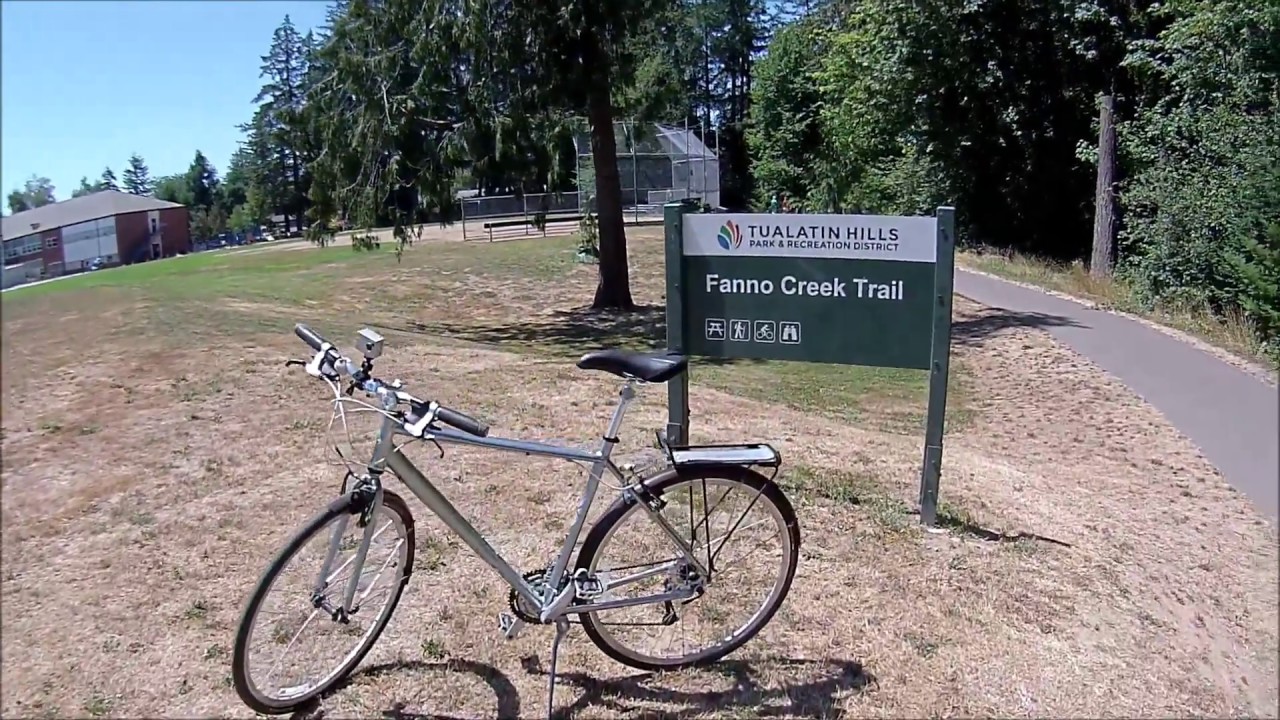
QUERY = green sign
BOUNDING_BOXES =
[663,202,957,526]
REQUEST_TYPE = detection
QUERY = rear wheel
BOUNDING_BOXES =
[232,490,415,714]
[576,466,800,671]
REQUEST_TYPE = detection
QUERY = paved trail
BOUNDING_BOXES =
[955,270,1279,521]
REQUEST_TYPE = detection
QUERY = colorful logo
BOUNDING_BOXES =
[717,220,742,251]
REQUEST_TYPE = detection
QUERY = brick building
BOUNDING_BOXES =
[1,190,190,288]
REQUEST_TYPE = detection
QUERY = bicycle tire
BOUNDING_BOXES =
[232,490,416,715]
[576,465,800,672]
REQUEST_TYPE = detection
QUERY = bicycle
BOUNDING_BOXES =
[231,324,802,718]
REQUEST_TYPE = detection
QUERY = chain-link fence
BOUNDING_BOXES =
[459,192,583,221]
[458,191,666,240]
[578,122,720,211]
[456,121,719,239]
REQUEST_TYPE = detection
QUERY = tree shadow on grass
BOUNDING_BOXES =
[381,304,1081,365]
[381,303,766,368]
[951,307,1082,347]
[521,656,876,720]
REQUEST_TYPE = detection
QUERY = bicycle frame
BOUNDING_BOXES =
[318,379,710,623]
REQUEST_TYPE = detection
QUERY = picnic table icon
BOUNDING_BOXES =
[705,319,726,340]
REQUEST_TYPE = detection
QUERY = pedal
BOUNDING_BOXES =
[498,612,525,641]
[572,569,605,601]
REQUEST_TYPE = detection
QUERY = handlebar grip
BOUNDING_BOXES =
[295,323,327,352]
[436,406,490,437]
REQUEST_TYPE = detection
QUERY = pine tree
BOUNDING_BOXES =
[99,167,119,192]
[306,0,674,308]
[122,154,153,195]
[253,14,311,233]
[185,150,219,210]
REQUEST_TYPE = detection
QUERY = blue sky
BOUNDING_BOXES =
[1,0,330,203]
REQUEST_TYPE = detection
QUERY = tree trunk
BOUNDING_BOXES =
[586,64,635,310]
[1090,94,1117,278]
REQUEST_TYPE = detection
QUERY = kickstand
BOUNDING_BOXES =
[545,618,570,719]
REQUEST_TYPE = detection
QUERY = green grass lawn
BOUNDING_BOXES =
[3,235,967,434]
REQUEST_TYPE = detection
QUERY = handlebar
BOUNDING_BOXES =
[433,405,489,438]
[295,323,327,352]
[293,323,490,438]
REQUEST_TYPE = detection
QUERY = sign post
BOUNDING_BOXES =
[663,202,956,525]
[663,200,698,446]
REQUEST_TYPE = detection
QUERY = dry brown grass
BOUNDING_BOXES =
[2,231,1276,719]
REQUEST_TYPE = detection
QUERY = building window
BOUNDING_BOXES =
[44,237,59,249]
[4,235,45,259]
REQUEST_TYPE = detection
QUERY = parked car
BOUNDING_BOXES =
[88,257,105,272]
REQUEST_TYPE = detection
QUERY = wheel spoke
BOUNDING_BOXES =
[579,473,796,669]
[234,495,415,713]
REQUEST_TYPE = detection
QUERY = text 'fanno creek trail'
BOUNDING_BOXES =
[704,274,906,300]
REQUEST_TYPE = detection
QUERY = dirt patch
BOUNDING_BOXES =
[1,238,1276,719]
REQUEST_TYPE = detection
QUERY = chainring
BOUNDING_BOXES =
[508,567,566,624]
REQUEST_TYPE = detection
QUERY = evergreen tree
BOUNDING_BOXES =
[99,167,119,192]
[306,0,675,308]
[185,150,219,210]
[122,154,153,195]
[253,14,311,233]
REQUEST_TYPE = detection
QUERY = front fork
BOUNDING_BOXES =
[311,474,384,622]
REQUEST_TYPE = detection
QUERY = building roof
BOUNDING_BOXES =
[2,190,183,240]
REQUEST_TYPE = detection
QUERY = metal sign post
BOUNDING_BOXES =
[663,200,698,446]
[663,202,956,525]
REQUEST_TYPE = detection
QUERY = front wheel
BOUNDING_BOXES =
[232,490,415,715]
[576,465,800,671]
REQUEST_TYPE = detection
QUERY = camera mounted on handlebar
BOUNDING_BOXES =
[347,329,384,394]
[289,321,492,439]
[291,328,386,394]
[355,328,384,360]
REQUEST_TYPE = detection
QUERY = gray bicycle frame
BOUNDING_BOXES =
[318,379,709,623]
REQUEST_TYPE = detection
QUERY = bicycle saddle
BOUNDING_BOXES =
[576,349,688,383]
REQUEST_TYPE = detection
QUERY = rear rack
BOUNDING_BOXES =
[656,430,782,469]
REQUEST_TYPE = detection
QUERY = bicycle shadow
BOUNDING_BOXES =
[290,656,873,720]
[524,655,876,719]
[289,658,522,720]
